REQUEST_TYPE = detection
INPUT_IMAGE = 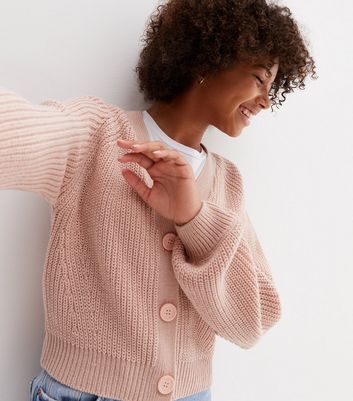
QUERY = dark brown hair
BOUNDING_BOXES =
[135,0,318,109]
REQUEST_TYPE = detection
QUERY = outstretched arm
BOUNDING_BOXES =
[0,88,112,206]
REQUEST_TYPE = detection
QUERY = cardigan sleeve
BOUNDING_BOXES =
[0,87,112,206]
[171,199,282,349]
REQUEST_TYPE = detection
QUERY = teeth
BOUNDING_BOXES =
[240,106,252,119]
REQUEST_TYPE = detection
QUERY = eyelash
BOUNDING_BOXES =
[254,75,264,85]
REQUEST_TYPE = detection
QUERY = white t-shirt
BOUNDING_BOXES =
[142,110,207,179]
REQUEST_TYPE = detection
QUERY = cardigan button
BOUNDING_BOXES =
[162,232,177,251]
[160,303,177,322]
[157,374,175,394]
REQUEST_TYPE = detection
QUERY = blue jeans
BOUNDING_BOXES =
[30,368,212,401]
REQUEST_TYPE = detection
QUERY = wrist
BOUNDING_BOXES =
[174,201,203,226]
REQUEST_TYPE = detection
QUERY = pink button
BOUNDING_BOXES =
[157,375,175,395]
[162,232,177,251]
[160,303,177,322]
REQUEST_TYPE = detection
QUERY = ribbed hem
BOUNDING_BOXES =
[174,200,240,261]
[40,332,213,401]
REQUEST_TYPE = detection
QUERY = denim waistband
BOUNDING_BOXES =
[30,368,211,401]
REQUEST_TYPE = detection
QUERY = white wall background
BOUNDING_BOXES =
[0,1,352,400]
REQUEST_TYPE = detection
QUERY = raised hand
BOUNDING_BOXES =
[117,139,202,225]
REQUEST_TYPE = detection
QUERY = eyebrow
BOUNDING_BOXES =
[253,63,273,78]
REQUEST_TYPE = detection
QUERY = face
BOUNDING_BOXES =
[197,59,279,137]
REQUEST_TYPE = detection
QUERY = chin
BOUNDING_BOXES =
[229,126,243,138]
[214,119,243,138]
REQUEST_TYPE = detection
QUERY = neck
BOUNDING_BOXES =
[146,97,208,152]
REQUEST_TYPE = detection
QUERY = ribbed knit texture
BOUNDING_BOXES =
[0,88,282,401]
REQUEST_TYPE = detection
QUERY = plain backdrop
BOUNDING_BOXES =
[0,1,352,400]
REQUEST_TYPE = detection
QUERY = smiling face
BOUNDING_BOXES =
[197,59,279,137]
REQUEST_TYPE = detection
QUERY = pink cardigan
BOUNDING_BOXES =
[0,89,281,401]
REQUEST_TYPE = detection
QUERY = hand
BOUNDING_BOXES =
[117,139,202,225]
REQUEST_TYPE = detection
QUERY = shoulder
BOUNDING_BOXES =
[40,95,124,121]
[39,96,133,145]
[210,150,244,192]
[209,150,245,211]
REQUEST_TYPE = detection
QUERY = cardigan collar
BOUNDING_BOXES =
[123,110,215,201]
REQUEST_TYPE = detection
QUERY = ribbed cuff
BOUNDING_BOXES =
[174,200,240,261]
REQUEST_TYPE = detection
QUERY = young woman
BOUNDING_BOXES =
[0,1,317,401]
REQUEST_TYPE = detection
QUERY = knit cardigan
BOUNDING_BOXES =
[0,89,282,401]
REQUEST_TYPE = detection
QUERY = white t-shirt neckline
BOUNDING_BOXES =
[142,111,205,158]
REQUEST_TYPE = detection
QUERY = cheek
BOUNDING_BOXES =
[227,92,248,110]
[231,81,257,102]
[200,81,253,123]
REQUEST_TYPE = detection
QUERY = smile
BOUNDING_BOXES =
[238,106,252,126]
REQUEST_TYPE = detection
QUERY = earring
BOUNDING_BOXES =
[198,77,205,84]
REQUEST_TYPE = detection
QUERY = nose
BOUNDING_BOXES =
[257,90,271,110]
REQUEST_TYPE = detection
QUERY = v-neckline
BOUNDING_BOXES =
[121,109,215,201]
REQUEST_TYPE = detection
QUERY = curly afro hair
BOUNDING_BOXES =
[135,0,318,109]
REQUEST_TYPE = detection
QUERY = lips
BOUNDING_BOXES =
[238,107,251,126]
[240,105,254,118]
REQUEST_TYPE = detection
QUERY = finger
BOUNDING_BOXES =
[117,139,147,150]
[117,152,154,170]
[118,140,189,168]
[152,149,188,166]
[130,141,170,162]
[126,140,168,153]
[121,168,151,204]
[118,139,169,162]
[117,139,165,149]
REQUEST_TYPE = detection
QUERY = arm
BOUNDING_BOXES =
[171,199,282,349]
[0,87,112,206]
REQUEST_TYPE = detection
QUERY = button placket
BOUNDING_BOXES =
[160,303,177,322]
[159,231,178,396]
[157,374,175,395]
[162,232,177,251]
